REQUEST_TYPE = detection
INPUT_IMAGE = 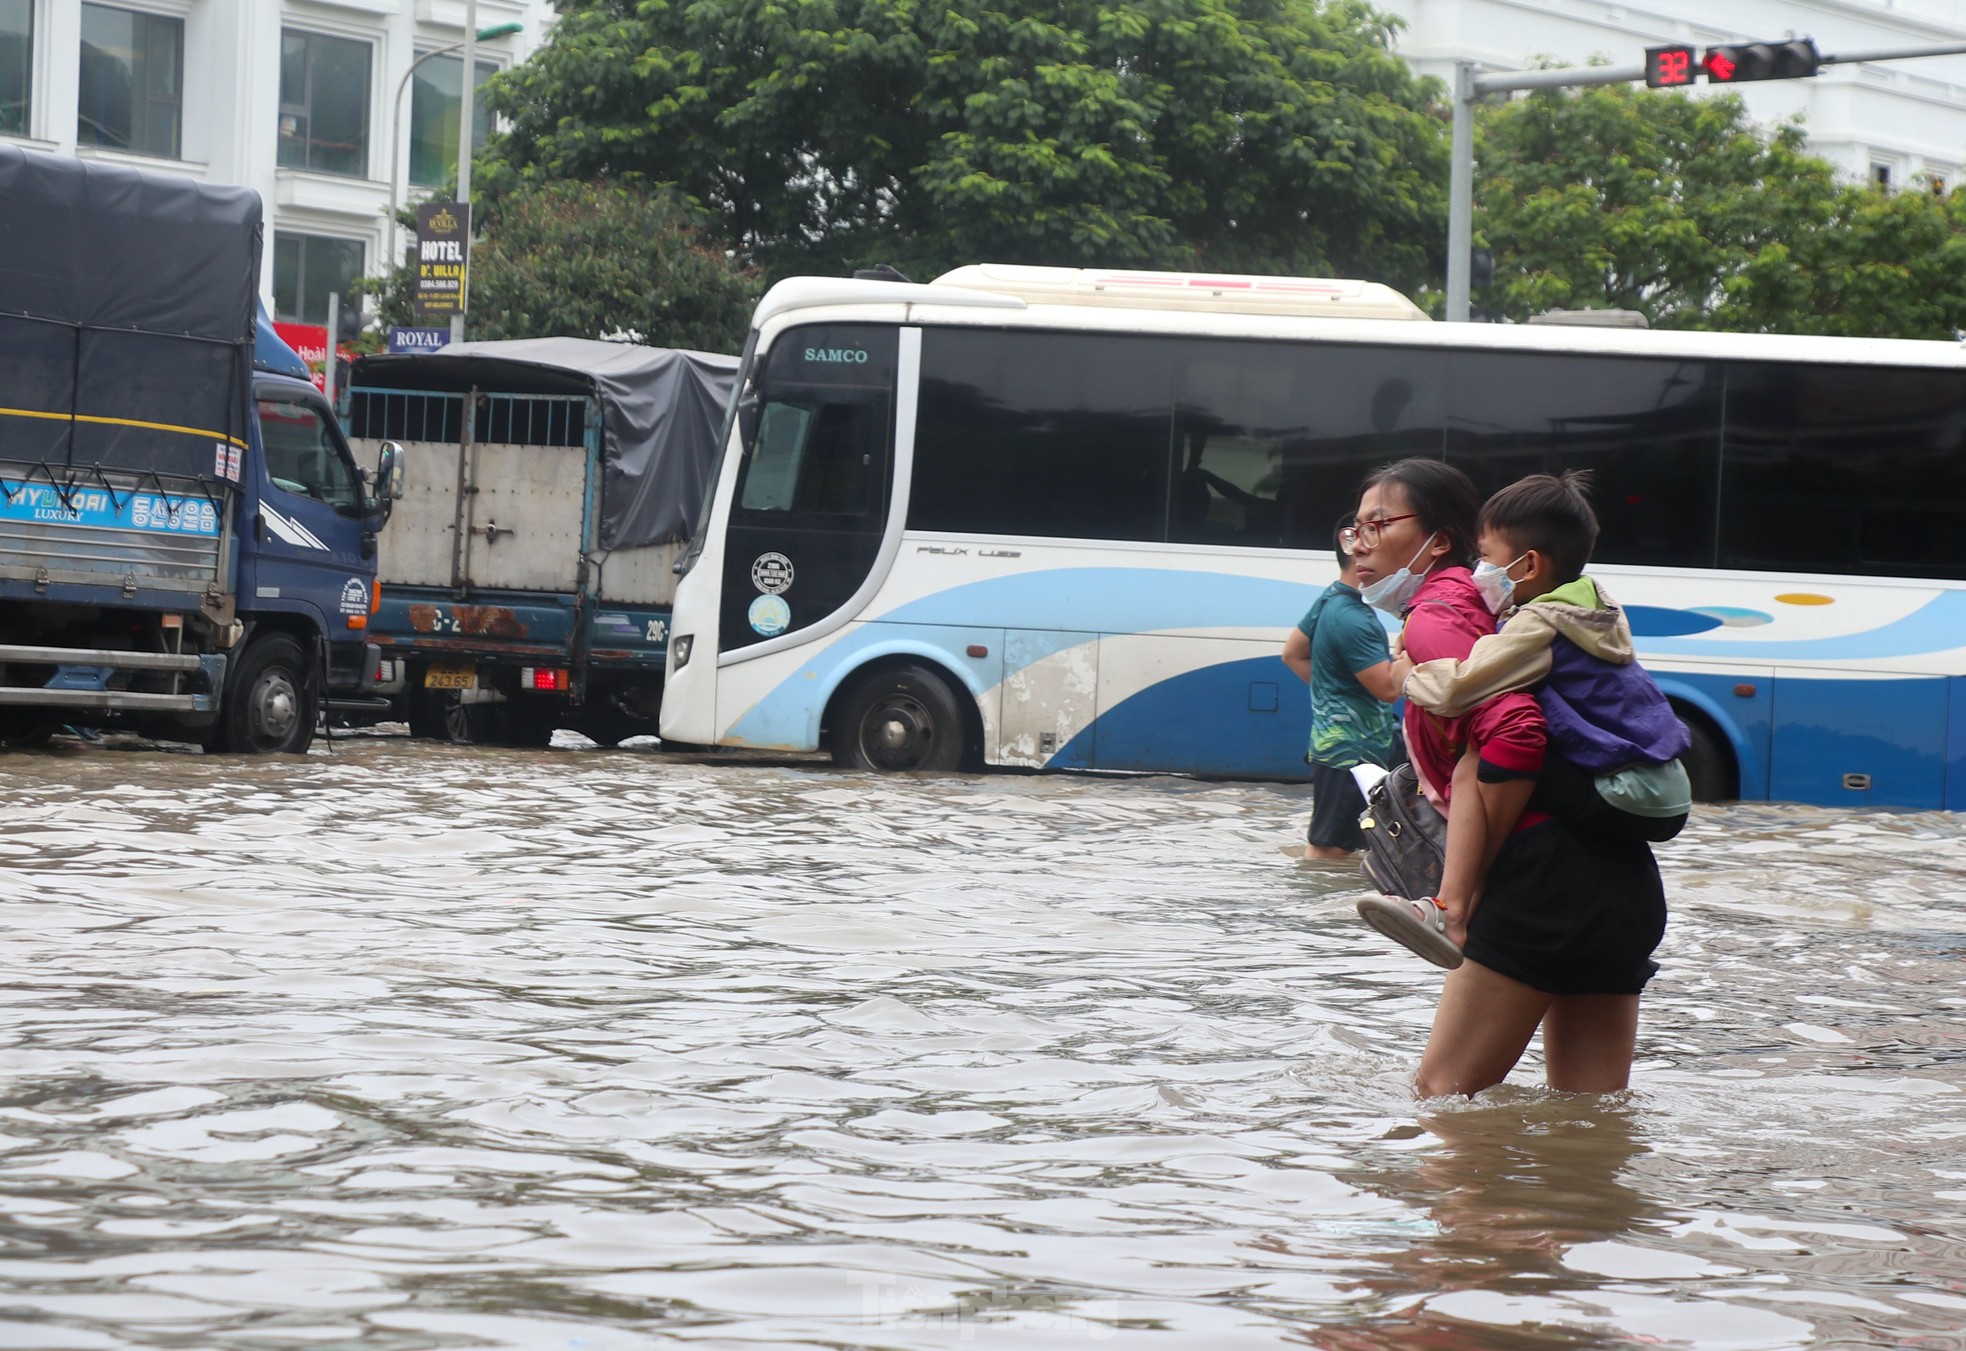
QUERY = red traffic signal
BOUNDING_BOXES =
[1703,39,1821,83]
[1645,45,1697,88]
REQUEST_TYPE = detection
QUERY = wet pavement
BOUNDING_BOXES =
[2,731,1964,1349]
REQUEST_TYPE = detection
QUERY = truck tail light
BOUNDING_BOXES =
[521,666,569,692]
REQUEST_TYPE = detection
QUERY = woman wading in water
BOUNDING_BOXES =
[1347,459,1667,1097]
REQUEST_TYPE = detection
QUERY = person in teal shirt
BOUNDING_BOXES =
[1281,517,1404,858]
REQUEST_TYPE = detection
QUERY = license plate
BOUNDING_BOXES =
[423,663,476,690]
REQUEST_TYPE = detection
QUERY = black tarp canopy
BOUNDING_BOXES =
[0,145,260,481]
[351,338,738,551]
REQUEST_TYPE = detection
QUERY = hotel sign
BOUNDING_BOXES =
[414,201,471,322]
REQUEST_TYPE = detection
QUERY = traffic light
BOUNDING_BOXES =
[1703,39,1821,83]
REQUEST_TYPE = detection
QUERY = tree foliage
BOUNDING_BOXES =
[480,0,1447,291]
[1474,84,1966,338]
[367,178,761,351]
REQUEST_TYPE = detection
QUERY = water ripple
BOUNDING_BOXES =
[1,737,1962,1348]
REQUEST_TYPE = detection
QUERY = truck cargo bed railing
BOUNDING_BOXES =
[345,388,586,448]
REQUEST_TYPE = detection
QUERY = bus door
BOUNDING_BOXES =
[718,326,899,662]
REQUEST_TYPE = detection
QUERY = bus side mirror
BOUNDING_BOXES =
[736,393,761,449]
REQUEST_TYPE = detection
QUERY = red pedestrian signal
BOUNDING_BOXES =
[1645,45,1698,88]
[1703,39,1821,83]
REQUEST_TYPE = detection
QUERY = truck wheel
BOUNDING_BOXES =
[408,685,482,744]
[1680,715,1736,803]
[830,664,965,773]
[487,704,556,749]
[218,633,316,754]
[0,714,57,748]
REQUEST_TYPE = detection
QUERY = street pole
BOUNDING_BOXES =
[389,42,467,276]
[1445,62,1474,324]
[1446,62,1640,322]
[452,0,477,345]
[325,290,339,405]
[386,21,520,317]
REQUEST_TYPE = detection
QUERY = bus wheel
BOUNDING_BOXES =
[1680,716,1736,802]
[218,633,316,754]
[832,665,965,773]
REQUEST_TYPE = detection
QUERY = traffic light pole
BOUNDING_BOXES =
[1447,61,1640,322]
[1444,41,1966,321]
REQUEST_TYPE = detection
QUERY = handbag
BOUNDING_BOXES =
[1358,762,1447,901]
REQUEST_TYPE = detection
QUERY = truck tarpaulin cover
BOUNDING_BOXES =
[0,145,259,482]
[351,338,738,550]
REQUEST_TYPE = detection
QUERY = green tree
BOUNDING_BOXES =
[368,178,761,351]
[1473,83,1966,338]
[481,0,1447,291]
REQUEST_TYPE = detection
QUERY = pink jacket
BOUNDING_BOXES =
[1398,567,1547,823]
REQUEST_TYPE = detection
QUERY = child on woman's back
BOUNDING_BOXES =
[1360,471,1691,968]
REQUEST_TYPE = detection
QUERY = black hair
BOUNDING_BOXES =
[1333,512,1356,567]
[1478,470,1600,583]
[1358,458,1479,569]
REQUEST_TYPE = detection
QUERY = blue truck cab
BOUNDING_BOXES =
[0,146,403,752]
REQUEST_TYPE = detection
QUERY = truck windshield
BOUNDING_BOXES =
[258,396,361,515]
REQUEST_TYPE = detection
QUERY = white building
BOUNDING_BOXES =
[0,0,552,326]
[1382,0,1966,191]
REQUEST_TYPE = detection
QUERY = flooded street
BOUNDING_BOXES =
[2,734,1964,1350]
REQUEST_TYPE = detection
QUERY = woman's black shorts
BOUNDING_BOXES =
[1462,820,1666,996]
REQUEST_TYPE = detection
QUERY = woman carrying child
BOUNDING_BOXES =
[1346,459,1667,1099]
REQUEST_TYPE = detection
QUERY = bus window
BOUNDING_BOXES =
[739,403,816,512]
[731,332,892,528]
[718,324,896,654]
[1447,352,1721,569]
[1173,339,1447,549]
[1721,363,1966,579]
[913,328,1174,542]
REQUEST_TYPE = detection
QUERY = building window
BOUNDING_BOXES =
[273,232,364,325]
[409,54,496,188]
[1871,162,1894,189]
[1,0,29,138]
[279,29,371,177]
[77,4,183,159]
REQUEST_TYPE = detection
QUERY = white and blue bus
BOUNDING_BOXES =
[659,264,1966,811]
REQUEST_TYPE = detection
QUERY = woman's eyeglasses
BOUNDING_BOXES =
[1339,513,1418,550]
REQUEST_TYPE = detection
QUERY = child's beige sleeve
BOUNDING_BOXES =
[1402,610,1558,717]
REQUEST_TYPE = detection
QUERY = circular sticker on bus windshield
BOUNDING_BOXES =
[748,594,791,637]
[751,552,794,594]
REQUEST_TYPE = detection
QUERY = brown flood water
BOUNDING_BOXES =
[1,732,1964,1349]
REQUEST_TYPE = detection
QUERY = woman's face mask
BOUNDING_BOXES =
[1360,531,1440,614]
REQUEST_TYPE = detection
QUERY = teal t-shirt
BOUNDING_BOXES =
[1298,581,1400,770]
